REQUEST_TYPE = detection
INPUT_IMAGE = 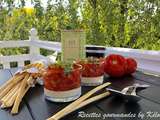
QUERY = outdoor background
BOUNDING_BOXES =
[0,0,160,56]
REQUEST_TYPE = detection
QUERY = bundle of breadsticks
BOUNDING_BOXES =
[0,62,44,114]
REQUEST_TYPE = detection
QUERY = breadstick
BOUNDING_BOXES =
[11,74,30,114]
[0,73,25,99]
[0,83,16,99]
[0,75,19,93]
[11,85,29,114]
[1,83,19,102]
[29,63,43,79]
[1,103,7,109]
[47,82,111,120]
[56,92,110,120]
[1,86,14,102]
[2,83,21,108]
[24,63,37,69]
[27,75,34,87]
[0,62,43,114]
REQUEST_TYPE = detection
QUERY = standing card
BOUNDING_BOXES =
[61,30,86,63]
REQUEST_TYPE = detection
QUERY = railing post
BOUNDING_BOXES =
[29,28,40,63]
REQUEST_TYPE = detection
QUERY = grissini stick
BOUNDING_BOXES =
[24,63,33,69]
[1,103,7,108]
[1,82,20,103]
[0,63,35,99]
[0,85,15,102]
[11,62,43,113]
[11,74,30,114]
[26,63,41,86]
[11,62,42,114]
[1,90,19,108]
[0,62,39,99]
[52,91,110,120]
[3,90,19,108]
[0,62,44,114]
[0,73,26,99]
[0,76,16,93]
[27,75,34,86]
[11,85,30,114]
[3,83,21,108]
[0,74,22,93]
[0,62,40,93]
[47,82,111,120]
[24,63,39,69]
[0,83,14,99]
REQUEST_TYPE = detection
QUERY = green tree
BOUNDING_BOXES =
[0,0,160,57]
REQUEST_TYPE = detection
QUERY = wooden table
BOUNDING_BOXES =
[0,68,160,120]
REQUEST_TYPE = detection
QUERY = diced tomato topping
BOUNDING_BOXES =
[43,64,81,91]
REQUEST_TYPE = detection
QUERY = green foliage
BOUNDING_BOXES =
[0,0,160,56]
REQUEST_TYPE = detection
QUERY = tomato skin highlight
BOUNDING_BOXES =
[125,58,137,74]
[104,54,126,77]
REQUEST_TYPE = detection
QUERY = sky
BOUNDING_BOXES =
[13,0,69,9]
[25,0,48,8]
[15,0,48,8]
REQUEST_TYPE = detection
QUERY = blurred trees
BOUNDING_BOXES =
[0,0,160,54]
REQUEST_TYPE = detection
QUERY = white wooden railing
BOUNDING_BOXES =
[0,28,160,76]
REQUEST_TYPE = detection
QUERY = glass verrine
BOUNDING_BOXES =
[43,62,82,102]
[77,57,104,86]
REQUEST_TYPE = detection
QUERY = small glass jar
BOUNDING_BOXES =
[77,57,104,86]
[43,63,82,102]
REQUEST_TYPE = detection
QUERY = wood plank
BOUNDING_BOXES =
[133,71,160,86]
[0,69,33,120]
[0,69,12,85]
[96,95,160,120]
[104,75,160,104]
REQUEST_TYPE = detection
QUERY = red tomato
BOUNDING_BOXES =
[125,58,137,74]
[104,54,126,77]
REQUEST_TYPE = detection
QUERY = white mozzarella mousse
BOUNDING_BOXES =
[44,87,81,102]
[81,76,104,86]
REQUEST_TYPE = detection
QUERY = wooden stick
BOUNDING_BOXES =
[52,91,110,120]
[47,82,111,120]
[11,74,30,114]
